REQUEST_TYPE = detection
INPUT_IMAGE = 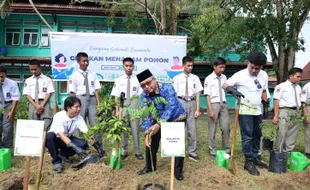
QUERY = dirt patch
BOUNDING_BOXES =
[1,174,24,190]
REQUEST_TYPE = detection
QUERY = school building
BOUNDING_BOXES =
[0,1,273,109]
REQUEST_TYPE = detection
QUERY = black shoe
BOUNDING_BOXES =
[137,167,153,175]
[306,153,310,159]
[175,173,184,181]
[209,154,216,160]
[135,154,144,160]
[59,154,71,164]
[53,163,64,173]
[244,159,260,176]
[254,156,268,169]
[121,154,128,160]
[189,155,199,162]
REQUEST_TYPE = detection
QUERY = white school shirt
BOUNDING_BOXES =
[0,78,20,102]
[173,73,203,97]
[204,72,227,103]
[48,110,88,137]
[226,68,268,115]
[301,82,310,104]
[110,74,142,99]
[274,80,302,108]
[23,74,54,99]
[68,69,101,95]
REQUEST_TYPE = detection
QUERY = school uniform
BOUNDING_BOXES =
[226,68,268,159]
[68,69,102,144]
[23,74,54,120]
[204,72,230,156]
[274,80,302,152]
[0,78,20,148]
[301,82,310,155]
[46,110,89,164]
[173,73,203,158]
[111,74,142,156]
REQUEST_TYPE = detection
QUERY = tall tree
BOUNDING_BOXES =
[189,0,310,82]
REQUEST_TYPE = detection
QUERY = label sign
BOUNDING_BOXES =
[161,122,185,157]
[14,120,44,157]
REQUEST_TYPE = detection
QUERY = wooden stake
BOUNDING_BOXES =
[23,156,31,190]
[170,156,175,190]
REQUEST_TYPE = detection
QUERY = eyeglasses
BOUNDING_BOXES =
[140,78,154,89]
[71,105,81,109]
[254,79,262,89]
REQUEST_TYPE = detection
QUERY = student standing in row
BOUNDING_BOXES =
[0,66,20,148]
[173,56,203,162]
[273,68,303,153]
[301,81,310,159]
[204,57,230,160]
[68,52,104,154]
[23,59,54,120]
[111,57,143,160]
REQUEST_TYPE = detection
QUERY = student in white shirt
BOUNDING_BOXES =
[23,59,54,120]
[0,66,20,148]
[223,51,269,176]
[273,68,303,153]
[68,52,103,153]
[46,96,89,173]
[301,81,310,158]
[204,57,230,159]
[173,56,203,162]
[110,57,143,160]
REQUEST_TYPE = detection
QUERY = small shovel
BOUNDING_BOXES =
[229,99,240,175]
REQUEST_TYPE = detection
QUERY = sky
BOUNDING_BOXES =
[266,21,310,69]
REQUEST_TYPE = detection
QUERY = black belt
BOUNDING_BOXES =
[32,99,44,101]
[1,101,12,104]
[78,94,95,97]
[280,107,297,110]
[212,101,226,104]
[178,96,196,101]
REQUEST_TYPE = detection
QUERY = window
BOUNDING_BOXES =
[5,28,21,46]
[41,28,50,47]
[5,20,21,25]
[23,29,39,46]
[77,30,93,33]
[23,21,39,26]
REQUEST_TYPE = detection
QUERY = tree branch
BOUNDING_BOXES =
[72,0,133,5]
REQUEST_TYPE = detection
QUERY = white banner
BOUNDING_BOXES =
[161,122,185,157]
[50,32,187,82]
[14,120,44,157]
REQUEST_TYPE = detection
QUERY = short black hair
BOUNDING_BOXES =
[76,52,88,61]
[173,56,179,61]
[248,51,267,66]
[55,53,67,63]
[288,67,303,76]
[64,96,81,111]
[213,57,226,66]
[0,65,7,74]
[123,57,134,64]
[182,56,193,65]
[29,59,41,67]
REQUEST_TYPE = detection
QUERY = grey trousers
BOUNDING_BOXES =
[78,96,103,146]
[28,100,51,120]
[305,106,310,154]
[121,101,141,155]
[275,109,301,152]
[0,102,14,148]
[179,99,198,157]
[208,103,230,155]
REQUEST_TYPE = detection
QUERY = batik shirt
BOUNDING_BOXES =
[139,82,186,131]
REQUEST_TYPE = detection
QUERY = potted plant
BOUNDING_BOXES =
[260,120,277,151]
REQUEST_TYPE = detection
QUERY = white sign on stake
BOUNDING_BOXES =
[14,120,44,157]
[161,122,185,157]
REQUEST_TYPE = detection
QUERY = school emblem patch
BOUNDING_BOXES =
[133,87,136,91]
[276,88,280,93]
[24,83,27,87]
[204,83,208,87]
[302,89,306,94]
[69,80,72,84]
[42,87,47,92]
[91,81,94,85]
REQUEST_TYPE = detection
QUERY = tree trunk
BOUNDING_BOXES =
[160,0,166,35]
[169,0,177,35]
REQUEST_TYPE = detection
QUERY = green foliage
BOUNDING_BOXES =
[14,96,29,121]
[260,120,277,141]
